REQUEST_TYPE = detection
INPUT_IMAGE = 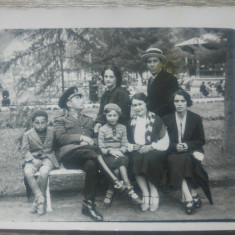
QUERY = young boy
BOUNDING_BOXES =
[21,110,59,215]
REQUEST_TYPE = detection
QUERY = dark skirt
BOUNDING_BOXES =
[167,152,198,188]
[104,154,129,169]
[129,150,167,186]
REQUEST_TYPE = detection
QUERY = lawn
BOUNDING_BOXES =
[0,101,228,196]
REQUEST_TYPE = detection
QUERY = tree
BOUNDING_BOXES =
[0,28,228,102]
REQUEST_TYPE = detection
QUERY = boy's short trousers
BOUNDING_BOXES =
[24,157,54,174]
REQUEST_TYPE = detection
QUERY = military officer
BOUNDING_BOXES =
[54,86,126,221]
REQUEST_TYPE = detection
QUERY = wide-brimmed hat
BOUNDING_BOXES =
[142,48,166,62]
[58,86,84,109]
[104,103,122,116]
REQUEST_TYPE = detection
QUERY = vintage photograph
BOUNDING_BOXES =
[0,25,234,231]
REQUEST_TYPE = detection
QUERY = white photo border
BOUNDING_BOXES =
[0,6,234,232]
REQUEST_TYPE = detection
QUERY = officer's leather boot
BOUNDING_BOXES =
[82,200,103,221]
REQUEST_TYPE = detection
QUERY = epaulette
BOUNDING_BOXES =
[82,113,94,120]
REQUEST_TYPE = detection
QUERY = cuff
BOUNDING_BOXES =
[127,144,134,152]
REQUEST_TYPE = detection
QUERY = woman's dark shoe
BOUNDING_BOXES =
[113,180,127,196]
[184,201,194,215]
[193,194,202,208]
[127,186,141,204]
[82,200,103,221]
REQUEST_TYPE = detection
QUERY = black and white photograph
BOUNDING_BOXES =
[0,6,234,233]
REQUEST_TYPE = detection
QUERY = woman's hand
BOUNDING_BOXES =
[133,144,141,151]
[110,150,124,158]
[94,123,102,133]
[80,135,94,145]
[80,141,89,146]
[138,145,153,153]
[176,143,188,152]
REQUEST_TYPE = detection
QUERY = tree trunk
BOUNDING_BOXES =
[224,29,235,156]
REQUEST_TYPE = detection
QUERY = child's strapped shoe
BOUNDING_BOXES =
[113,180,127,196]
[101,189,114,208]
[127,186,141,204]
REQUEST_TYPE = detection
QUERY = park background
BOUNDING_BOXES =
[0,27,234,222]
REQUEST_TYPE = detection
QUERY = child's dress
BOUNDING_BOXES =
[98,123,129,169]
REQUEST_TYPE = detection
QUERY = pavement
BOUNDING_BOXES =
[0,164,234,232]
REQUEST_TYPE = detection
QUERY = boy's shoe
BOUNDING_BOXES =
[30,198,38,214]
[127,186,141,204]
[37,195,46,216]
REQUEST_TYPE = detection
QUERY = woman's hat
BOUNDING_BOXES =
[104,103,122,116]
[142,48,166,62]
[58,86,84,109]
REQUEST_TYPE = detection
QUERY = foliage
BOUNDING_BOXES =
[0,28,228,102]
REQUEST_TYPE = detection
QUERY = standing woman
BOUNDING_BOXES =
[127,92,169,212]
[163,89,213,215]
[94,65,131,133]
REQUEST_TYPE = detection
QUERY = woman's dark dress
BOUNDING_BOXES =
[163,110,206,188]
[95,86,131,126]
[127,112,167,186]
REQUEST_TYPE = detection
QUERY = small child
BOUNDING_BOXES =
[98,103,141,207]
[21,110,59,215]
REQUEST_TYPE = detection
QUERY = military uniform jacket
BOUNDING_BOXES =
[54,113,96,161]
[21,127,60,168]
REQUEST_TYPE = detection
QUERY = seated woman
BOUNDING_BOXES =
[163,89,213,215]
[127,92,169,212]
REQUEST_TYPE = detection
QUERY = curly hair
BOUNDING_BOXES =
[101,65,122,87]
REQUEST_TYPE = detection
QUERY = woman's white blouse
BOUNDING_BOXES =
[129,115,169,152]
[134,116,147,145]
